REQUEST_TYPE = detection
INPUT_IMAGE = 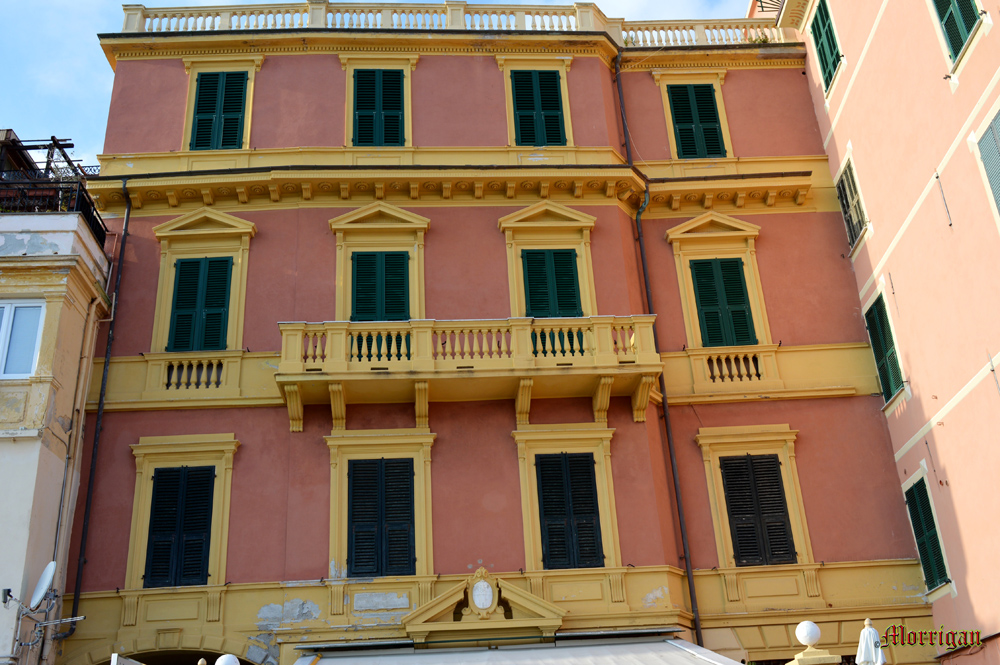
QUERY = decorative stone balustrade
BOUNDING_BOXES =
[119,2,787,47]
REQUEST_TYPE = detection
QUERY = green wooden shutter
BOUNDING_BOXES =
[354,70,404,147]
[691,259,756,347]
[978,113,1000,212]
[751,456,796,564]
[382,458,415,576]
[522,250,581,318]
[511,71,565,147]
[864,296,903,401]
[168,259,204,352]
[167,257,232,352]
[347,459,380,576]
[380,70,405,146]
[218,72,247,149]
[144,467,183,587]
[811,0,842,89]
[191,72,246,150]
[934,0,980,60]
[566,454,603,568]
[200,257,232,351]
[381,252,409,320]
[536,453,603,570]
[512,71,539,146]
[719,258,757,346]
[668,85,725,159]
[835,162,867,245]
[354,70,377,146]
[721,455,795,566]
[551,249,582,317]
[177,466,215,586]
[523,250,553,317]
[144,466,214,588]
[191,72,221,151]
[905,479,949,589]
[537,71,566,146]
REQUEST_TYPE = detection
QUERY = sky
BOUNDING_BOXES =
[0,0,751,167]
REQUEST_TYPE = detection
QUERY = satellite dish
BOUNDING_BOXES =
[29,561,57,611]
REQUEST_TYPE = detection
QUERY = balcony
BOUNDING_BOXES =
[0,177,108,248]
[275,316,661,431]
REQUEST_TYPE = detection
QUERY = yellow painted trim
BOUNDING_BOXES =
[325,428,435,577]
[340,54,418,149]
[666,211,772,348]
[513,424,621,572]
[329,202,430,321]
[125,433,239,590]
[696,424,814,569]
[498,201,598,317]
[150,208,255,353]
[180,56,261,154]
[655,71,733,162]
[498,57,576,148]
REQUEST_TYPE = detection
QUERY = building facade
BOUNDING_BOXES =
[59,3,939,665]
[0,131,110,665]
[767,0,1000,662]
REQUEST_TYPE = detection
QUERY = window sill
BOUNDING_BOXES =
[847,221,872,262]
[948,11,992,92]
[882,383,910,415]
[925,579,956,602]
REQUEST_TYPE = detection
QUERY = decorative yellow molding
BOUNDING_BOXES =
[125,433,240,590]
[658,71,734,165]
[591,375,613,424]
[498,57,576,148]
[181,57,260,154]
[181,54,265,74]
[340,54,418,148]
[513,424,621,572]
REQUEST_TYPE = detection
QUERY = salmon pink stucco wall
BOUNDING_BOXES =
[65,406,331,591]
[722,69,825,157]
[667,396,916,570]
[249,54,345,149]
[103,59,189,154]
[411,56,507,147]
[620,72,672,161]
[567,57,621,151]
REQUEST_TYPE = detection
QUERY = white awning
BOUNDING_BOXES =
[293,638,741,665]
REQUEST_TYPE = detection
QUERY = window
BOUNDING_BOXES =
[351,251,409,321]
[864,295,903,402]
[810,0,842,90]
[511,71,566,147]
[720,454,796,566]
[667,85,726,159]
[691,258,757,347]
[144,466,215,588]
[190,71,248,150]
[536,453,604,569]
[904,478,949,590]
[347,458,415,577]
[978,110,1000,212]
[0,301,44,377]
[353,69,405,147]
[835,161,868,247]
[934,0,980,60]
[522,249,581,318]
[167,257,233,352]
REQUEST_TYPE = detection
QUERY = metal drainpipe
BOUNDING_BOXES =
[55,179,132,641]
[615,49,704,646]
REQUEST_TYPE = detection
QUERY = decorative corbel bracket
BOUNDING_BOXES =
[592,376,614,424]
[284,384,304,432]
[516,378,533,426]
[631,374,657,422]
[330,383,346,431]
[415,380,429,428]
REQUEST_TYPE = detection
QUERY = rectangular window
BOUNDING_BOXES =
[811,0,842,90]
[511,71,566,147]
[667,85,726,159]
[0,301,44,377]
[535,453,604,570]
[347,458,415,577]
[978,110,1000,212]
[167,257,233,352]
[190,71,248,151]
[835,161,868,246]
[354,69,405,147]
[934,0,980,61]
[720,454,796,566]
[522,249,581,318]
[905,478,949,589]
[864,295,904,401]
[144,466,215,588]
[351,251,409,321]
[690,258,756,347]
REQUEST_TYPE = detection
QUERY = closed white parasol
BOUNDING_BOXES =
[856,618,887,665]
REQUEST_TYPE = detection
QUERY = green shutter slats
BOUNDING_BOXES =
[381,252,409,321]
[191,72,221,150]
[522,249,581,318]
[167,257,232,352]
[352,252,410,322]
[522,250,551,317]
[145,468,182,587]
[201,257,232,351]
[511,71,566,147]
[144,466,214,588]
[218,72,247,149]
[720,457,765,566]
[934,0,980,60]
[864,296,904,401]
[567,454,603,568]
[552,249,582,317]
[191,72,246,151]
[691,260,726,346]
[691,259,756,347]
[905,480,949,589]
[168,259,202,352]
[719,258,757,345]
[347,460,380,576]
[811,0,842,89]
[536,453,604,570]
[668,84,726,159]
[381,70,405,146]
[537,455,571,568]
[751,456,796,564]
[354,70,404,147]
[721,455,795,567]
[978,115,1000,211]
[178,466,214,586]
[347,458,415,577]
[352,253,379,322]
[354,70,378,146]
[382,459,415,576]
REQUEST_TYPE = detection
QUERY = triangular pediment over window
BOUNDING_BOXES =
[153,207,257,242]
[498,200,596,235]
[666,211,759,244]
[329,201,430,233]
[402,567,565,645]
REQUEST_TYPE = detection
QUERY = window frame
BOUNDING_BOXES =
[809,0,843,92]
[655,70,733,162]
[921,0,990,81]
[863,292,905,404]
[326,429,435,578]
[510,70,568,147]
[690,257,758,347]
[535,451,605,570]
[125,433,239,590]
[352,68,406,147]
[696,424,813,570]
[901,463,954,597]
[143,464,216,588]
[972,101,1000,227]
[166,256,234,352]
[497,57,575,149]
[340,55,417,150]
[666,84,727,160]
[346,457,416,577]
[181,56,262,154]
[351,251,410,322]
[0,300,46,378]
[514,424,622,573]
[521,249,583,318]
[719,453,797,566]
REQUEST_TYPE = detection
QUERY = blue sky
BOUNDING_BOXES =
[0,0,751,167]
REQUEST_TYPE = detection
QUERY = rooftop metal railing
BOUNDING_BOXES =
[0,180,108,247]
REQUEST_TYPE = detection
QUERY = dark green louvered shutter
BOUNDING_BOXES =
[347,459,415,577]
[380,70,405,146]
[864,295,903,401]
[721,455,795,567]
[835,162,867,246]
[190,72,246,150]
[511,71,566,147]
[351,252,409,321]
[354,70,378,146]
[354,70,405,147]
[934,0,980,60]
[667,85,726,159]
[522,249,581,318]
[536,453,604,570]
[978,112,1000,212]
[352,253,379,322]
[905,479,949,589]
[201,258,232,350]
[382,252,409,320]
[168,260,203,352]
[811,0,842,90]
[690,258,756,347]
[167,257,232,352]
[144,466,214,588]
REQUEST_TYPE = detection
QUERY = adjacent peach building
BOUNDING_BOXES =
[765,0,1000,662]
[52,3,949,665]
